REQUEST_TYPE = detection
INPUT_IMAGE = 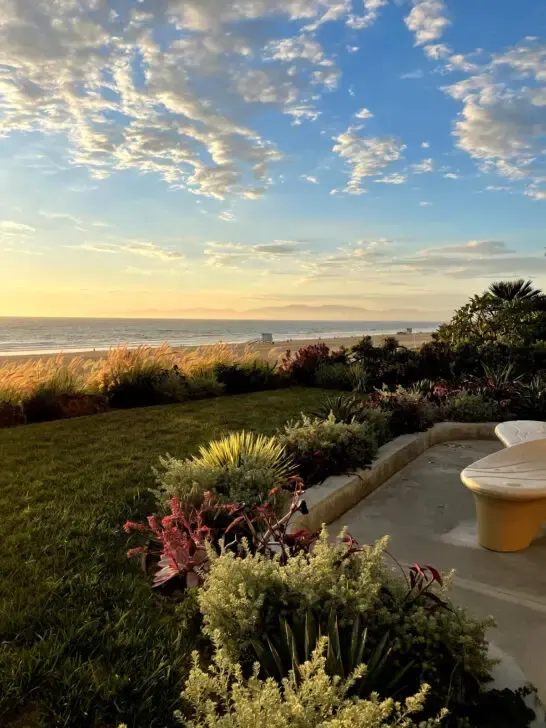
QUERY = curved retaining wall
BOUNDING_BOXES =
[292,421,498,532]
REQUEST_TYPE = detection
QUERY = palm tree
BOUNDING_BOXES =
[488,279,543,302]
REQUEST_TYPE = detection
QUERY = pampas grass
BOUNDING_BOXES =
[0,342,269,407]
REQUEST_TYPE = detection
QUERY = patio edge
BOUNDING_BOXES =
[292,421,498,532]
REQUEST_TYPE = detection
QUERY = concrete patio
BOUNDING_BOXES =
[330,439,546,703]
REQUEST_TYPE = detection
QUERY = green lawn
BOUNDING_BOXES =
[0,388,334,728]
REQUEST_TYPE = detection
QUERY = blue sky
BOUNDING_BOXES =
[0,0,545,319]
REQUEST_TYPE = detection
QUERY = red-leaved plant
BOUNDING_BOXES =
[124,480,315,587]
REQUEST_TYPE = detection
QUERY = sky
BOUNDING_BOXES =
[0,0,545,321]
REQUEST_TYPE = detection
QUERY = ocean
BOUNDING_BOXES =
[0,318,440,356]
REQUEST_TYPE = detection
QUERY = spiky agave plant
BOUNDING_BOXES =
[195,431,294,483]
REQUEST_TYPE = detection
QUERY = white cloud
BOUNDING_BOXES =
[419,201,432,206]
[0,0,357,201]
[424,43,451,59]
[421,141,430,148]
[219,210,236,222]
[376,173,408,184]
[0,221,35,234]
[444,172,459,179]
[301,175,319,183]
[39,211,84,225]
[444,39,546,190]
[401,69,424,80]
[412,158,434,174]
[422,240,510,256]
[405,0,450,46]
[333,127,406,194]
[76,239,184,261]
[205,239,304,268]
[444,53,479,73]
[355,107,374,119]
[525,187,546,201]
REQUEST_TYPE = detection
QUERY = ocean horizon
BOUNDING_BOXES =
[0,317,440,356]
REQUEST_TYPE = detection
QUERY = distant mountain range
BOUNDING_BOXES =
[131,304,445,322]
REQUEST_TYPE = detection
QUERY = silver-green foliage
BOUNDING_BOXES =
[178,640,446,728]
[198,531,493,697]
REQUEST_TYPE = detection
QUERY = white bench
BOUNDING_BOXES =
[495,420,546,447]
[461,439,546,551]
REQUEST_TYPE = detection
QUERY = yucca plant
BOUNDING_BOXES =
[196,431,293,478]
[251,609,413,697]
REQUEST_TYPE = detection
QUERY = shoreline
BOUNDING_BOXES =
[0,332,433,364]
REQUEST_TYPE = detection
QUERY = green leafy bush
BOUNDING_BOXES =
[370,387,437,437]
[443,392,502,422]
[314,362,354,390]
[310,395,391,445]
[199,532,388,660]
[279,414,378,485]
[157,431,293,507]
[178,640,444,728]
[198,533,494,725]
[214,361,285,394]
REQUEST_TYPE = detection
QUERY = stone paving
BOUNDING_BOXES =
[330,439,546,703]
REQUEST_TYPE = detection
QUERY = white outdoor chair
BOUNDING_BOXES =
[495,420,546,447]
[461,439,546,551]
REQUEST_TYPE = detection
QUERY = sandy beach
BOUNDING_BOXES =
[0,332,433,365]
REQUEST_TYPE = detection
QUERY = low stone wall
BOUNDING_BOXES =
[292,422,498,532]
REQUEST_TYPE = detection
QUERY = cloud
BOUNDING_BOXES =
[421,240,511,256]
[333,127,406,194]
[405,0,450,46]
[443,39,546,190]
[0,221,35,234]
[376,173,408,184]
[444,172,459,179]
[421,141,430,148]
[393,241,546,278]
[346,0,390,30]
[424,43,451,59]
[39,211,84,225]
[76,239,185,261]
[205,239,305,268]
[355,107,374,119]
[412,158,434,174]
[301,175,319,183]
[419,201,432,206]
[0,0,359,201]
[219,211,236,222]
[401,69,424,80]
[486,185,512,191]
[525,187,546,201]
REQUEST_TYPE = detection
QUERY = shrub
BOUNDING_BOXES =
[370,387,437,437]
[314,362,354,390]
[279,343,332,384]
[156,431,293,507]
[198,531,494,721]
[310,395,390,445]
[126,485,313,590]
[199,532,388,660]
[178,641,444,728]
[214,361,284,394]
[184,367,224,399]
[279,414,378,485]
[443,392,502,423]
